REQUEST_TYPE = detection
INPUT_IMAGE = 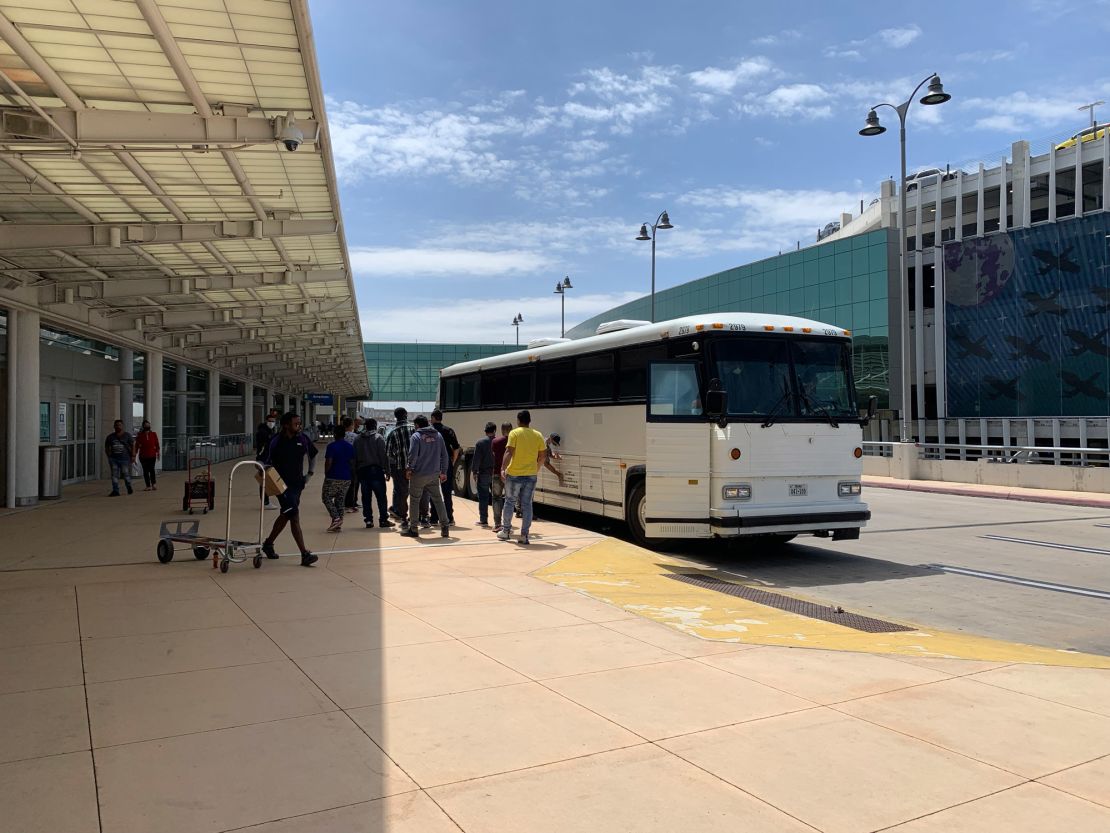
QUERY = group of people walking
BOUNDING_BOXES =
[103,419,161,497]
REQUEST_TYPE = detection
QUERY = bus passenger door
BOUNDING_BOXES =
[645,361,711,539]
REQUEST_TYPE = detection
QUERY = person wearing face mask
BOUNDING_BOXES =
[134,420,161,491]
[255,408,280,509]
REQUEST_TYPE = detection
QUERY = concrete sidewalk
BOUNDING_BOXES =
[2,458,1109,832]
[864,474,1110,509]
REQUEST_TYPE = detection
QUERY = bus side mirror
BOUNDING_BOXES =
[705,389,728,428]
[860,395,878,426]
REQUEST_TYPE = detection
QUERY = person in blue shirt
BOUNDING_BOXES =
[322,416,356,532]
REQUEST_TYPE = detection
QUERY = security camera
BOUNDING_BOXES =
[275,112,303,152]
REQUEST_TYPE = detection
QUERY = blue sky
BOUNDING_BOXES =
[310,0,1110,344]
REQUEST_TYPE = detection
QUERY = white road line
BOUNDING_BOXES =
[927,564,1110,600]
[981,534,1110,556]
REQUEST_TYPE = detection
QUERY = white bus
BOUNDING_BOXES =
[438,313,875,546]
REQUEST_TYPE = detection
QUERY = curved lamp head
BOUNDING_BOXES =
[657,210,673,230]
[562,276,572,289]
[636,223,651,241]
[513,314,523,325]
[553,282,563,294]
[920,75,951,106]
[859,109,886,137]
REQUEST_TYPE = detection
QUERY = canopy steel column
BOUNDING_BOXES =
[119,348,134,431]
[144,351,163,470]
[243,381,254,436]
[14,308,39,506]
[175,363,187,444]
[207,369,220,436]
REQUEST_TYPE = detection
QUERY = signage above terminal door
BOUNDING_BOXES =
[305,394,333,405]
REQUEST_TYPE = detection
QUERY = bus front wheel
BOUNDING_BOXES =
[452,458,469,498]
[626,481,648,547]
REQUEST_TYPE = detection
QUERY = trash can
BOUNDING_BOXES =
[39,445,63,499]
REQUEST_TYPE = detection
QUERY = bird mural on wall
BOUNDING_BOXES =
[1032,246,1080,277]
[1022,289,1068,317]
[1061,371,1107,400]
[1065,328,1110,359]
[1004,334,1051,362]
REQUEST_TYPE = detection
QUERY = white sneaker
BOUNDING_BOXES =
[264,503,278,510]
[496,529,510,541]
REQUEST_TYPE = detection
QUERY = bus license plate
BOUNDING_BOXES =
[788,484,807,497]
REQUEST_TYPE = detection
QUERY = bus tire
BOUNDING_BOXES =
[626,480,649,547]
[452,458,468,498]
[463,456,478,500]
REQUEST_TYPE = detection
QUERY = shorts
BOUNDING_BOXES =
[277,486,303,516]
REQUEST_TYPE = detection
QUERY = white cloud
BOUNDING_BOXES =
[825,24,922,60]
[564,65,679,133]
[687,57,775,95]
[877,25,922,48]
[963,89,1110,132]
[676,187,868,252]
[359,291,643,343]
[327,99,525,184]
[349,247,551,277]
[751,29,802,47]
[956,49,1017,63]
[738,83,831,118]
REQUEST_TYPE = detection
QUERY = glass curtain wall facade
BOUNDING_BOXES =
[364,343,519,402]
[568,228,893,407]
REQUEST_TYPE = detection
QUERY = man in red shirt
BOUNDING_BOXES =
[491,421,511,533]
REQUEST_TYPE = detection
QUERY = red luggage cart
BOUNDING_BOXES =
[182,456,216,514]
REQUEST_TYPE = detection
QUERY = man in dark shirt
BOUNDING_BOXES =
[470,422,497,526]
[261,412,319,567]
[255,409,280,508]
[428,408,460,526]
[354,418,393,529]
[385,407,414,524]
[104,420,135,496]
[491,421,510,532]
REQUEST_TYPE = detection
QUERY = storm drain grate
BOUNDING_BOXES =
[667,573,916,634]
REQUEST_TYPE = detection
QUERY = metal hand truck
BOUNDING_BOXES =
[156,460,269,572]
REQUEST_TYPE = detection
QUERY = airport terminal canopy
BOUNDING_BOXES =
[0,0,367,397]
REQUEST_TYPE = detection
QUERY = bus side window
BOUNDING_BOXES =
[444,377,461,410]
[575,353,615,402]
[460,374,480,409]
[482,371,507,409]
[508,368,534,406]
[540,361,574,404]
[618,345,666,402]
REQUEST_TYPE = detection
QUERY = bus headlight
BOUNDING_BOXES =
[723,485,752,500]
[838,481,862,497]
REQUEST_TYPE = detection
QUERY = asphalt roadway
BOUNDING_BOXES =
[536,489,1110,657]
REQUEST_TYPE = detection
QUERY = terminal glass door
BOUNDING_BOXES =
[61,400,98,483]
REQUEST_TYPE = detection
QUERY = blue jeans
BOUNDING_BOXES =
[358,465,389,524]
[108,456,131,493]
[501,475,537,536]
[476,473,492,524]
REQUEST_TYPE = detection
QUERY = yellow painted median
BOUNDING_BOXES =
[533,537,1110,669]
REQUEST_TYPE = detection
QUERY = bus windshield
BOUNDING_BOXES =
[710,337,857,420]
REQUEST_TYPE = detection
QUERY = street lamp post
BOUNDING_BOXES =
[636,210,673,323]
[512,313,523,346]
[553,276,573,337]
[858,74,951,443]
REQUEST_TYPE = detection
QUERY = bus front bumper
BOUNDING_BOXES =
[709,505,870,538]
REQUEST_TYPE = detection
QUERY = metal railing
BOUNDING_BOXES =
[161,433,251,471]
[862,440,1110,467]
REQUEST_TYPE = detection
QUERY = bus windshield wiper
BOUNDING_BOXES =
[760,389,794,428]
[799,391,839,428]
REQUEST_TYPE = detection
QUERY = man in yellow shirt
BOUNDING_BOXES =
[497,410,547,545]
